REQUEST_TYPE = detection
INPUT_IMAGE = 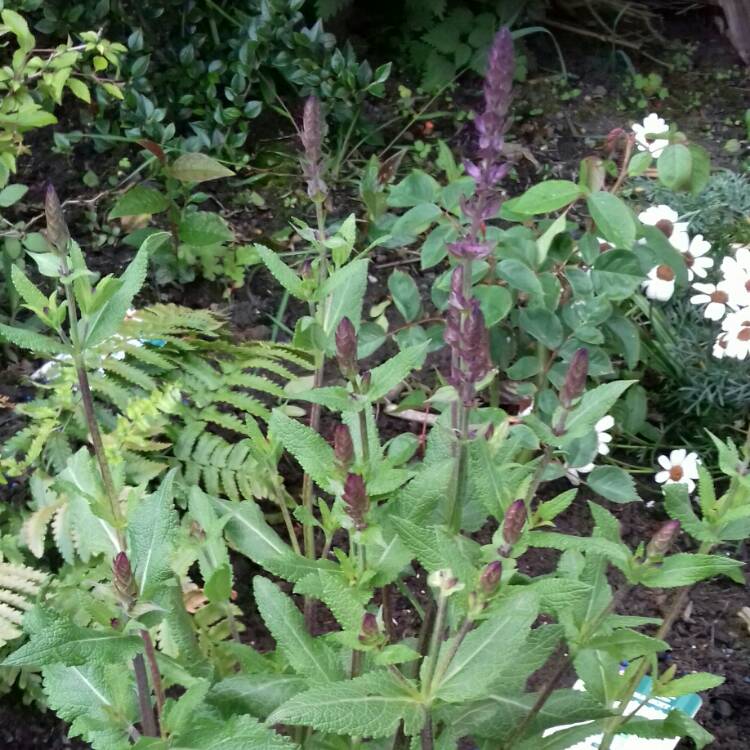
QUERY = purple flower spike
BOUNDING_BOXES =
[343,474,369,531]
[300,96,327,201]
[448,239,492,260]
[646,520,681,560]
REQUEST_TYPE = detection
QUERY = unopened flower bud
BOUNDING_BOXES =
[45,183,70,253]
[646,520,680,560]
[334,424,354,470]
[501,500,527,552]
[342,473,369,531]
[336,317,358,378]
[300,258,313,279]
[479,561,502,596]
[560,348,589,409]
[112,551,137,605]
[359,612,380,645]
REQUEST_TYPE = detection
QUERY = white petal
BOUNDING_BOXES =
[685,478,696,493]
[657,454,672,470]
[654,471,669,484]
[704,302,726,321]
[596,415,615,431]
[670,448,687,464]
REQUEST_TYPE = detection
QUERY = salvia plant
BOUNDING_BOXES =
[0,26,746,750]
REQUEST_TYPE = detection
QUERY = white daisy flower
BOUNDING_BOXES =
[690,281,735,320]
[720,309,750,360]
[638,204,689,250]
[655,449,700,493]
[632,113,670,157]
[643,264,675,301]
[712,332,729,359]
[566,415,615,478]
[720,245,750,308]
[671,233,713,280]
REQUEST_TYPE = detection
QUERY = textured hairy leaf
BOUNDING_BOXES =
[367,343,428,401]
[268,670,424,738]
[253,577,343,682]
[208,673,308,719]
[255,244,306,300]
[0,323,66,354]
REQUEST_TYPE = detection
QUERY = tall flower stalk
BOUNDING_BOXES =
[444,28,514,533]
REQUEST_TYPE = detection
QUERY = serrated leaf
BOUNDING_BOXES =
[656,672,723,698]
[10,264,47,313]
[587,466,640,503]
[4,610,141,667]
[177,714,296,750]
[255,244,306,300]
[169,152,235,183]
[268,670,424,738]
[253,577,343,682]
[638,553,744,587]
[208,673,307,720]
[367,343,428,401]
[562,381,635,442]
[127,470,178,598]
[179,211,233,246]
[0,323,66,355]
[435,591,539,702]
[269,409,337,492]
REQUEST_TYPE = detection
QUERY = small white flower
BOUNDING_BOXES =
[712,332,729,359]
[643,264,675,301]
[720,309,750,360]
[566,415,614,478]
[690,281,735,321]
[655,449,700,493]
[632,113,670,157]
[672,233,713,280]
[720,245,750,308]
[638,204,689,250]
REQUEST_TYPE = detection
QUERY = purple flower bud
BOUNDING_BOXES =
[479,560,502,595]
[463,300,492,385]
[343,473,369,531]
[359,612,380,644]
[334,424,354,470]
[502,500,527,548]
[45,183,70,253]
[448,266,467,311]
[335,317,358,377]
[646,520,681,560]
[112,551,137,604]
[448,239,492,260]
[560,348,589,409]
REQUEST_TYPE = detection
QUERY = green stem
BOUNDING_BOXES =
[430,617,473,689]
[421,596,448,695]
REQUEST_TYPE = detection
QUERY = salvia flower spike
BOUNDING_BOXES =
[300,95,327,202]
[342,473,369,531]
[646,519,681,560]
[334,424,354,470]
[501,499,527,552]
[479,560,502,596]
[45,183,70,254]
[335,317,358,378]
[560,348,589,409]
[112,551,137,606]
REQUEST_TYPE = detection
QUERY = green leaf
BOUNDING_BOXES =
[204,564,232,604]
[639,553,744,587]
[392,202,441,239]
[627,151,652,176]
[85,234,164,347]
[168,153,235,183]
[255,244,306,300]
[0,183,28,208]
[253,577,343,682]
[663,483,715,543]
[179,211,233,246]
[562,381,635,442]
[587,466,640,503]
[435,591,539,702]
[519,308,563,349]
[213,498,294,572]
[387,170,440,207]
[4,611,141,667]
[208,673,307,720]
[421,223,457,269]
[388,269,421,322]
[513,180,582,215]
[656,672,724,698]
[537,212,568,264]
[67,77,91,103]
[0,323,66,355]
[269,410,337,493]
[42,663,136,750]
[586,629,668,660]
[320,258,369,344]
[268,670,424,738]
[1,9,34,52]
[108,186,169,218]
[11,264,47,313]
[128,470,178,598]
[497,259,543,296]
[687,144,710,195]
[474,285,512,326]
[367,343,429,401]
[657,144,692,191]
[586,192,636,249]
[177,714,296,750]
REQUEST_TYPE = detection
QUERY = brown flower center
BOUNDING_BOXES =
[656,264,675,281]
[655,219,674,237]
[710,290,728,304]
[745,280,750,292]
[669,465,684,481]
[738,328,750,342]
[684,252,694,267]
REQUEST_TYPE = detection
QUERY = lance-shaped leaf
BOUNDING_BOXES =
[637,553,744,587]
[4,610,141,667]
[253,577,343,683]
[128,470,178,598]
[0,323,67,355]
[208,673,308,720]
[319,258,369,345]
[366,342,429,402]
[267,670,424,738]
[212,497,293,572]
[175,714,296,750]
[559,380,635,442]
[255,244,306,300]
[85,232,167,347]
[269,409,337,493]
[434,590,539,702]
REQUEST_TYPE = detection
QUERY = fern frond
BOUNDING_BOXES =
[0,562,47,646]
